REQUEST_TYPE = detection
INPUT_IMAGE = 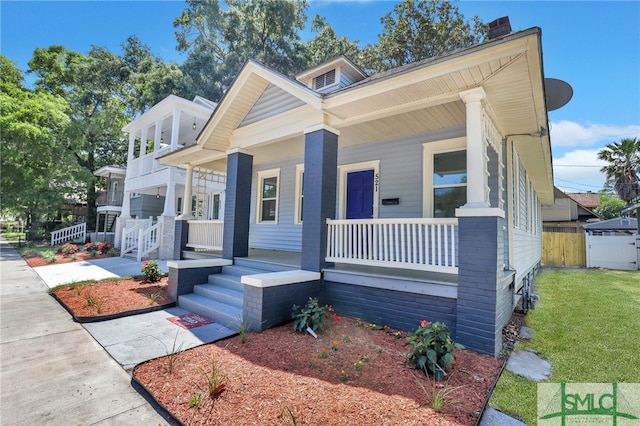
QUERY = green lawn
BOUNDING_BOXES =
[489,269,640,425]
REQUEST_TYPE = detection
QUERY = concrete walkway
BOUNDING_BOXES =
[0,240,174,425]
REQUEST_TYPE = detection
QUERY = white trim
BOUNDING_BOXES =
[241,270,320,288]
[338,160,380,219]
[303,123,340,136]
[294,164,304,224]
[256,168,280,224]
[422,137,467,217]
[455,207,505,218]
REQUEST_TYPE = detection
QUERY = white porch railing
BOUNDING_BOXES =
[121,218,153,257]
[187,220,224,250]
[326,218,458,274]
[137,223,160,262]
[51,223,86,246]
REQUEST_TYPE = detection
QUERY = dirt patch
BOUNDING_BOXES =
[52,276,170,317]
[134,317,504,425]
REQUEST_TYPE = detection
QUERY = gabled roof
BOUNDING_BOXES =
[584,217,637,230]
[566,192,600,209]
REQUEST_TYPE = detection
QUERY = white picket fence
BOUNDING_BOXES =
[326,218,458,274]
[50,223,86,246]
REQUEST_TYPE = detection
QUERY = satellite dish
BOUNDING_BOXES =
[545,78,573,111]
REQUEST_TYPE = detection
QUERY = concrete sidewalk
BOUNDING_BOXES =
[0,240,174,425]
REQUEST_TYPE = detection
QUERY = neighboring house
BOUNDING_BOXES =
[566,191,600,213]
[542,187,600,232]
[93,165,126,243]
[159,27,556,357]
[584,217,639,270]
[115,95,226,260]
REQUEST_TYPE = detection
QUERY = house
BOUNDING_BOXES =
[566,191,600,212]
[92,165,126,243]
[542,186,600,232]
[158,27,556,357]
[114,95,226,261]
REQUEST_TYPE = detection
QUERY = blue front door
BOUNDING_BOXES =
[346,170,374,219]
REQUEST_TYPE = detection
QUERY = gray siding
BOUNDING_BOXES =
[130,194,163,220]
[248,127,465,251]
[240,84,306,127]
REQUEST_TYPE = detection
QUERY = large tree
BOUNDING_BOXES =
[361,0,486,73]
[174,0,308,101]
[597,137,640,205]
[0,55,77,230]
[302,16,363,68]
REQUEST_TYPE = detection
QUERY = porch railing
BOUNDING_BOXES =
[137,223,160,262]
[96,190,124,207]
[187,220,224,250]
[51,222,86,246]
[326,218,458,274]
[121,218,153,256]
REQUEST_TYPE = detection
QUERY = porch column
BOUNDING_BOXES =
[127,133,135,162]
[154,120,162,152]
[162,170,177,217]
[170,109,181,151]
[180,164,194,219]
[222,149,253,259]
[120,190,131,219]
[139,127,148,158]
[301,125,339,272]
[459,87,489,209]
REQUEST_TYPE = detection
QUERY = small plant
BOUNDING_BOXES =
[93,297,107,314]
[310,362,318,369]
[413,368,463,413]
[353,360,364,371]
[153,332,184,374]
[85,290,97,307]
[71,254,78,261]
[89,250,98,258]
[141,260,163,283]
[188,392,202,408]
[97,241,112,254]
[232,316,252,343]
[291,297,331,333]
[340,370,348,381]
[331,340,340,351]
[361,355,370,363]
[42,251,57,263]
[200,355,227,398]
[278,406,298,426]
[319,347,328,358]
[60,243,78,257]
[106,248,118,257]
[145,292,163,305]
[342,334,351,343]
[406,320,464,381]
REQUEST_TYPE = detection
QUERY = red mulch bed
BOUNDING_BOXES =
[134,317,504,426]
[25,251,114,268]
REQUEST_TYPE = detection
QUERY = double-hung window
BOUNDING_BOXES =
[257,169,280,223]
[423,138,467,217]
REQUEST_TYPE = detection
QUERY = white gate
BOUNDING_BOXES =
[586,234,639,270]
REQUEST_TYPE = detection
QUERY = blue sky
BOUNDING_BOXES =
[2,1,639,194]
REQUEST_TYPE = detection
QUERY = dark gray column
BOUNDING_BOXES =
[173,219,189,260]
[223,151,253,259]
[301,128,338,272]
[455,216,502,356]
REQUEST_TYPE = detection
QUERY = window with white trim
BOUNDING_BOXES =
[423,138,467,217]
[256,169,280,223]
[294,164,304,224]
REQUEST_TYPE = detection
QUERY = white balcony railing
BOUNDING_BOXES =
[187,220,224,250]
[326,218,458,274]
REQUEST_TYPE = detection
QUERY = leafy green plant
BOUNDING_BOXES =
[59,242,78,257]
[406,320,463,381]
[291,297,330,333]
[141,260,163,282]
[340,369,348,381]
[200,355,227,399]
[42,251,57,263]
[188,392,203,408]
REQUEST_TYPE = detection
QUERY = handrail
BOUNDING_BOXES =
[326,218,458,274]
[186,220,224,250]
[51,223,86,246]
[137,223,160,262]
[120,218,152,256]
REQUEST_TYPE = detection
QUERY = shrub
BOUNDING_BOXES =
[97,241,112,254]
[291,297,331,333]
[141,260,163,282]
[59,243,78,257]
[406,320,464,381]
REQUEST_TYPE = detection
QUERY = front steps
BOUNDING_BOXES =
[178,260,294,329]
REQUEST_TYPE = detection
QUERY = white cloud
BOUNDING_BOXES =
[549,120,640,148]
[553,149,607,193]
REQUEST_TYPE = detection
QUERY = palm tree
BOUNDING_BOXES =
[597,137,640,205]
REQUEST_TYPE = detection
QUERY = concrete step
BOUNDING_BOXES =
[233,257,295,273]
[178,293,242,329]
[182,250,221,260]
[208,273,244,291]
[221,264,268,277]
[194,284,243,309]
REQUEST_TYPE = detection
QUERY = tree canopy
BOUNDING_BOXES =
[597,137,640,205]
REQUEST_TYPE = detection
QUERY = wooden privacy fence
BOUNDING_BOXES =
[542,232,586,267]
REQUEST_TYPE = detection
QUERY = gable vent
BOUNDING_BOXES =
[314,69,336,90]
